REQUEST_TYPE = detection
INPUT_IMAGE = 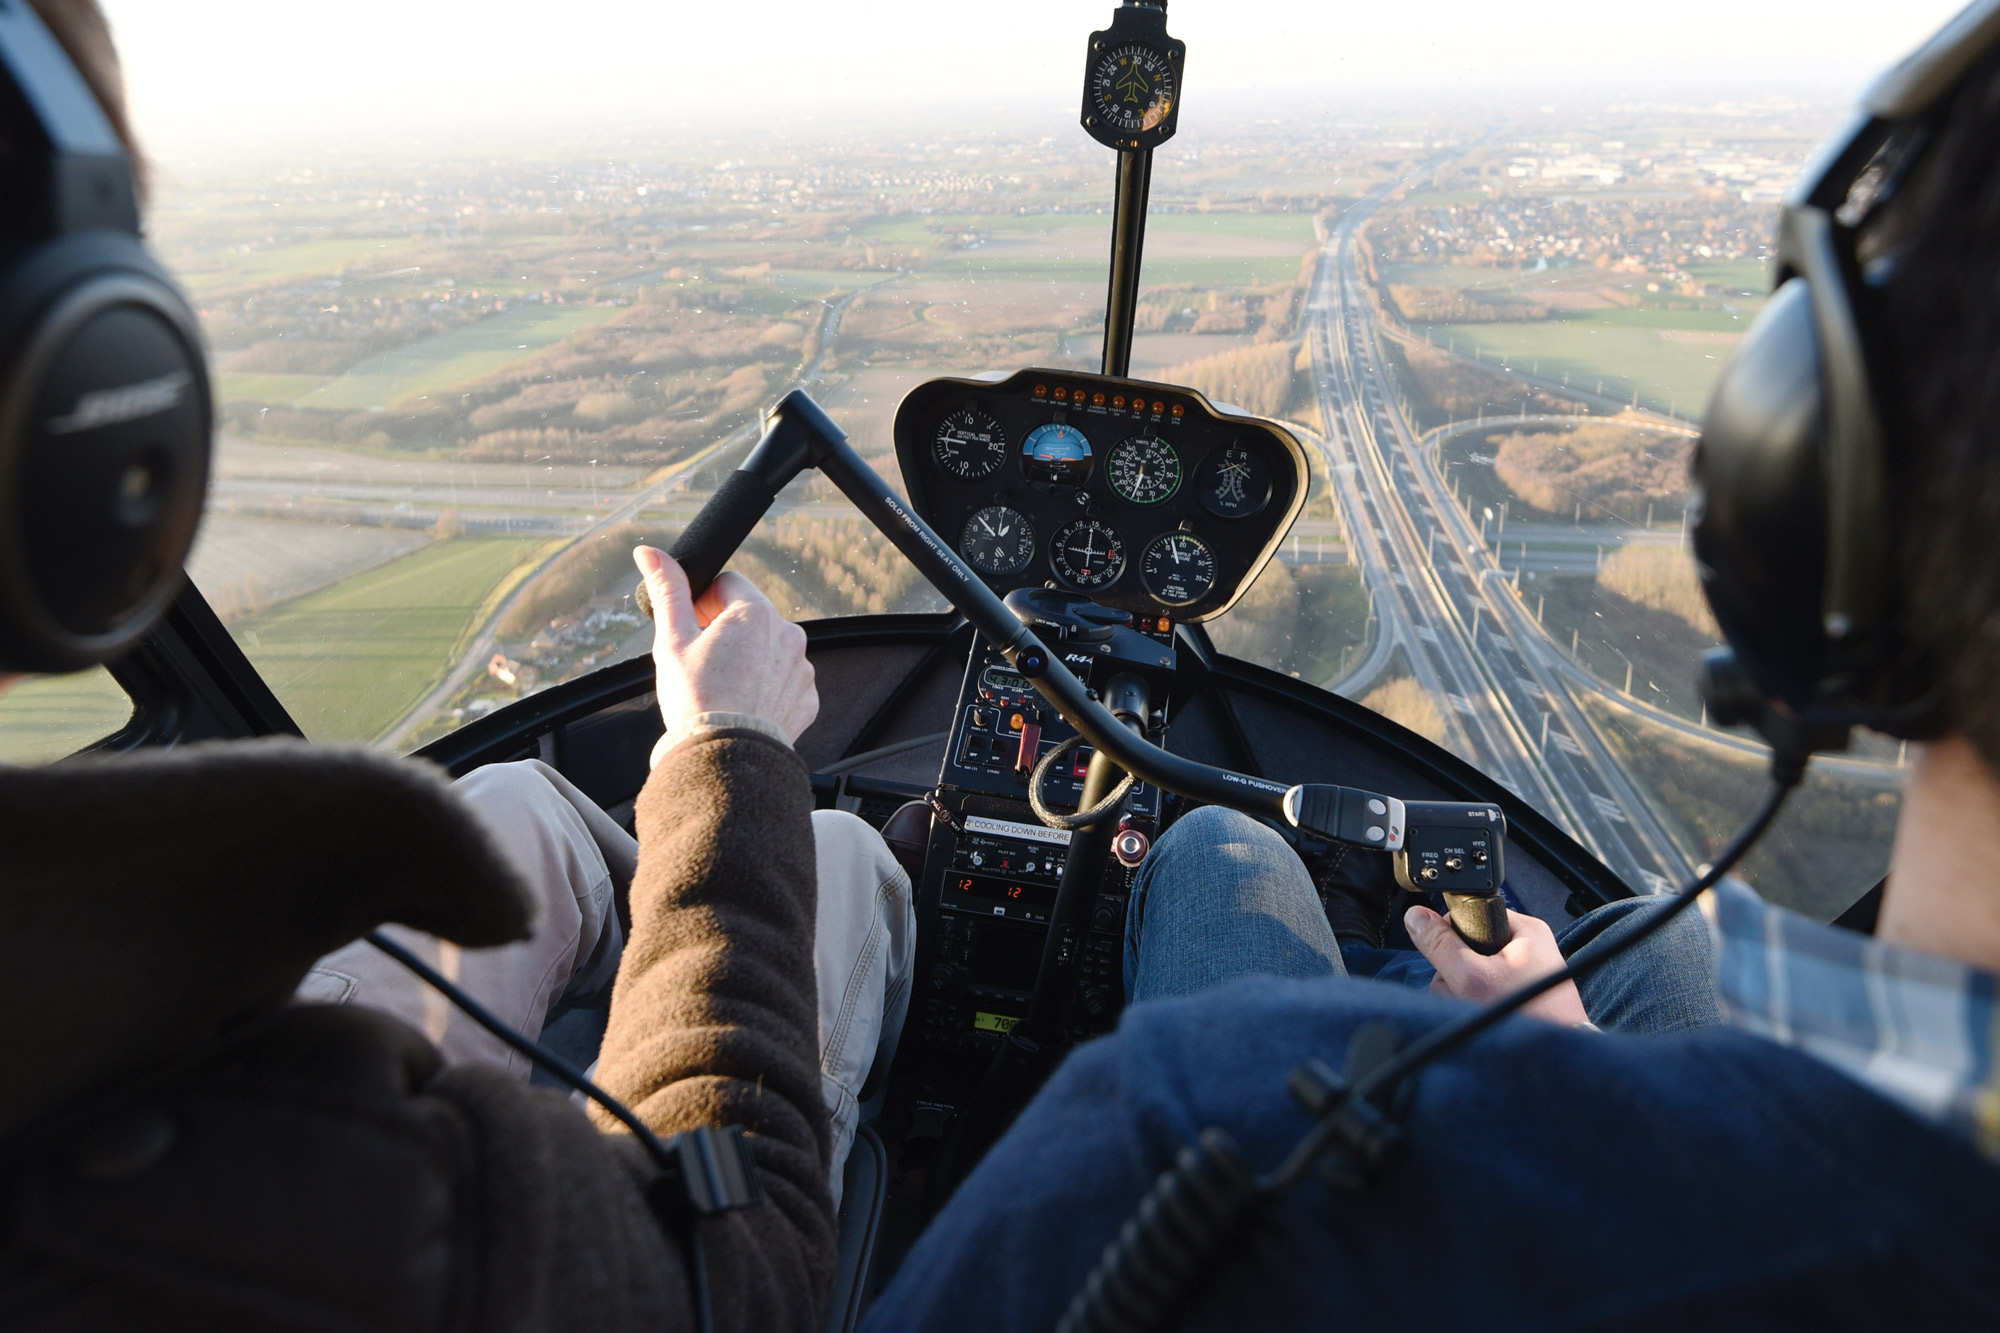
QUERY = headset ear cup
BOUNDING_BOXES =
[1691,277,1831,715]
[0,234,211,673]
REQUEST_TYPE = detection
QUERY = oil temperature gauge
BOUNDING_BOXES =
[933,407,1009,482]
[961,505,1036,577]
[1141,532,1216,606]
[1050,517,1126,589]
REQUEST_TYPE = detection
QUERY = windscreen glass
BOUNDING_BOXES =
[105,0,1957,916]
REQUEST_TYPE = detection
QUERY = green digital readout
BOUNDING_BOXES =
[974,1012,1021,1034]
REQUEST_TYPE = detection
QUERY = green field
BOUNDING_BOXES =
[298,306,626,410]
[1416,316,1745,418]
[173,237,422,294]
[0,667,134,765]
[215,372,334,405]
[234,538,541,742]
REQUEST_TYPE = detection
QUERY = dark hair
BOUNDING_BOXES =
[1876,40,2000,766]
[25,0,145,202]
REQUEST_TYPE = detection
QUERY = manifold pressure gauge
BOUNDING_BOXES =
[1080,4,1186,152]
[1141,532,1216,607]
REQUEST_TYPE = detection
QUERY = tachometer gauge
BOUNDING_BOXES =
[933,407,1008,482]
[1107,434,1182,506]
[960,505,1036,577]
[1197,445,1273,520]
[1141,532,1216,607]
[1050,517,1126,589]
[1022,422,1095,486]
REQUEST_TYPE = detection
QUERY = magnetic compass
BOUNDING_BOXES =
[1079,5,1186,152]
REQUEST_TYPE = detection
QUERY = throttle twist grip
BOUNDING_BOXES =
[1444,892,1511,956]
[634,469,779,619]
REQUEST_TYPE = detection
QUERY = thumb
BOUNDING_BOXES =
[1404,904,1466,969]
[634,546,700,648]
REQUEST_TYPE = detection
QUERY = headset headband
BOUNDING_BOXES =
[0,0,137,237]
[1768,0,2000,679]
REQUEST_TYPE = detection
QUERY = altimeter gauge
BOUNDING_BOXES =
[1140,532,1216,607]
[933,406,1009,482]
[1050,517,1126,589]
[961,505,1036,577]
[1080,4,1186,152]
[1107,433,1182,506]
[1197,445,1273,520]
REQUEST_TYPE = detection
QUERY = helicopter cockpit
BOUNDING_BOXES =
[1,0,1942,1326]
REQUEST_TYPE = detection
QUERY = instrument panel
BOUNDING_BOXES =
[893,368,1310,621]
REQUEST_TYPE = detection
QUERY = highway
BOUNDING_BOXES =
[1306,183,1691,893]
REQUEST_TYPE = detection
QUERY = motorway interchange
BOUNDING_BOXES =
[1307,187,1690,895]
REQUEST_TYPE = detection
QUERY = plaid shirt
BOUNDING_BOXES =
[1705,878,2000,1163]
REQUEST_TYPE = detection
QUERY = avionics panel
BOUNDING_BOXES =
[893,368,1311,621]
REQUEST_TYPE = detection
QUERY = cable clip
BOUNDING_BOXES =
[648,1124,764,1222]
[1289,1021,1411,1192]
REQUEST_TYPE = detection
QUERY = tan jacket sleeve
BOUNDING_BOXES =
[589,727,833,1328]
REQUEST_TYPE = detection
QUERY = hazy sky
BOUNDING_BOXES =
[100,0,1976,146]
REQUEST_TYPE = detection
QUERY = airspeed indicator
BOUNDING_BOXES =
[1107,434,1181,506]
[1141,532,1216,607]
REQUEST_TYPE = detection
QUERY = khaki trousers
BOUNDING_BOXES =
[302,759,915,1201]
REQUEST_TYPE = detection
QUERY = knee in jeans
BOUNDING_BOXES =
[1157,804,1285,860]
[811,809,912,909]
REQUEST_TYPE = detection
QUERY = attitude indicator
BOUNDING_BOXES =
[1022,422,1095,486]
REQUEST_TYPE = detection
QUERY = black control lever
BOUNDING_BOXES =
[636,390,1510,952]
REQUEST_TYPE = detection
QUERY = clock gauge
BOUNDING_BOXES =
[1140,532,1217,607]
[1050,517,1127,590]
[1107,434,1182,506]
[960,506,1037,578]
[933,407,1009,482]
[1197,445,1274,520]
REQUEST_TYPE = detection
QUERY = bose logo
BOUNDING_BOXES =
[47,370,191,436]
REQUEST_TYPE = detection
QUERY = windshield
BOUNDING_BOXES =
[36,0,1957,918]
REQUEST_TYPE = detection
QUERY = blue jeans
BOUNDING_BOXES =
[1124,806,1721,1034]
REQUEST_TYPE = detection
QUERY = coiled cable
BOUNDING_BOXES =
[1051,764,1802,1333]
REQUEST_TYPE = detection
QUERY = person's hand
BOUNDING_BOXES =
[634,546,818,743]
[1405,904,1591,1027]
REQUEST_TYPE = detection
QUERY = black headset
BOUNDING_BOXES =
[0,0,209,675]
[1694,0,2000,753]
